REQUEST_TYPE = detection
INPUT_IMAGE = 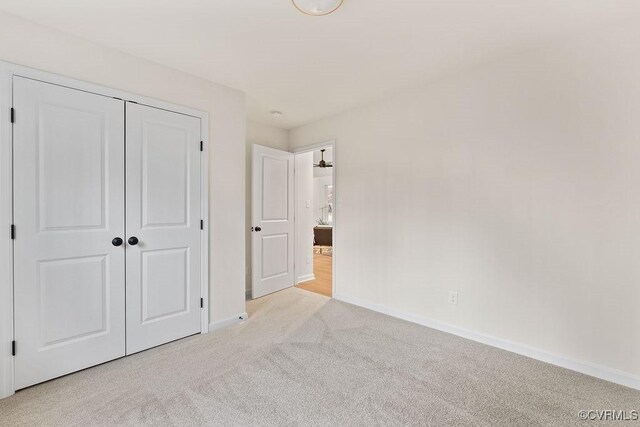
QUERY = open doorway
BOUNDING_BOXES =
[294,144,335,297]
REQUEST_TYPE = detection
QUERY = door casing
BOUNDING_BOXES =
[249,141,337,300]
[291,141,337,300]
[0,60,210,399]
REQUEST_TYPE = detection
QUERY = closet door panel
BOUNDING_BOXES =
[125,103,201,354]
[13,77,126,389]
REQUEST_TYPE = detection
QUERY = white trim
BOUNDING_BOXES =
[0,59,211,399]
[292,140,337,297]
[4,63,206,119]
[200,106,210,334]
[291,141,336,154]
[334,292,640,391]
[296,274,315,284]
[0,63,15,400]
[208,313,248,332]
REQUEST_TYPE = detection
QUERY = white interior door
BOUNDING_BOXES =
[252,145,294,298]
[13,77,126,389]
[125,103,202,354]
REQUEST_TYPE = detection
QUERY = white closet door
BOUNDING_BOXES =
[125,103,202,354]
[13,77,126,389]
[251,145,295,298]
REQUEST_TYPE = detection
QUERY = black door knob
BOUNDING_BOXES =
[254,226,262,232]
[128,236,139,246]
[112,237,123,247]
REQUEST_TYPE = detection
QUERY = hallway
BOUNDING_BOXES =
[296,251,332,297]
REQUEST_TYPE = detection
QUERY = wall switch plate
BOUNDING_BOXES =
[306,200,311,208]
[306,256,311,264]
[448,291,458,305]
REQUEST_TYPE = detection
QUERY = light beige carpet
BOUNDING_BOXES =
[0,287,638,426]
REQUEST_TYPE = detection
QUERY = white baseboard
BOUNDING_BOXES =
[334,293,640,391]
[296,274,315,284]
[208,312,248,332]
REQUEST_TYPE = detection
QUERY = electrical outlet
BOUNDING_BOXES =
[306,256,311,264]
[306,200,311,208]
[448,291,458,305]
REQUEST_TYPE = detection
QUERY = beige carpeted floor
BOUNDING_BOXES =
[0,287,638,426]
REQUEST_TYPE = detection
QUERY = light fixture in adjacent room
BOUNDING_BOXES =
[292,0,344,16]
[271,110,284,119]
[314,149,333,168]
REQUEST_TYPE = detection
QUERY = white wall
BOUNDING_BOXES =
[314,176,333,225]
[295,152,315,283]
[246,121,289,293]
[0,11,246,344]
[290,20,640,384]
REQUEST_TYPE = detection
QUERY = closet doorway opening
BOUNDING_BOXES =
[294,142,336,298]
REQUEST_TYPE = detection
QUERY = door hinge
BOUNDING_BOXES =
[200,141,203,152]
[11,340,15,356]
[200,219,204,230]
[200,298,204,308]
[10,224,15,240]
[10,108,15,123]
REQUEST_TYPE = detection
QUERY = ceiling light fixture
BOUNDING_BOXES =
[271,111,284,119]
[314,149,333,168]
[292,0,344,16]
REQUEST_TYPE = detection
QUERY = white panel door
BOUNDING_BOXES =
[125,103,202,354]
[13,77,126,389]
[252,145,294,298]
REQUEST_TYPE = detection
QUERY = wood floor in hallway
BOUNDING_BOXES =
[296,252,332,297]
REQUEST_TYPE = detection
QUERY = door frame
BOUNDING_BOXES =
[292,140,337,298]
[0,60,210,399]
